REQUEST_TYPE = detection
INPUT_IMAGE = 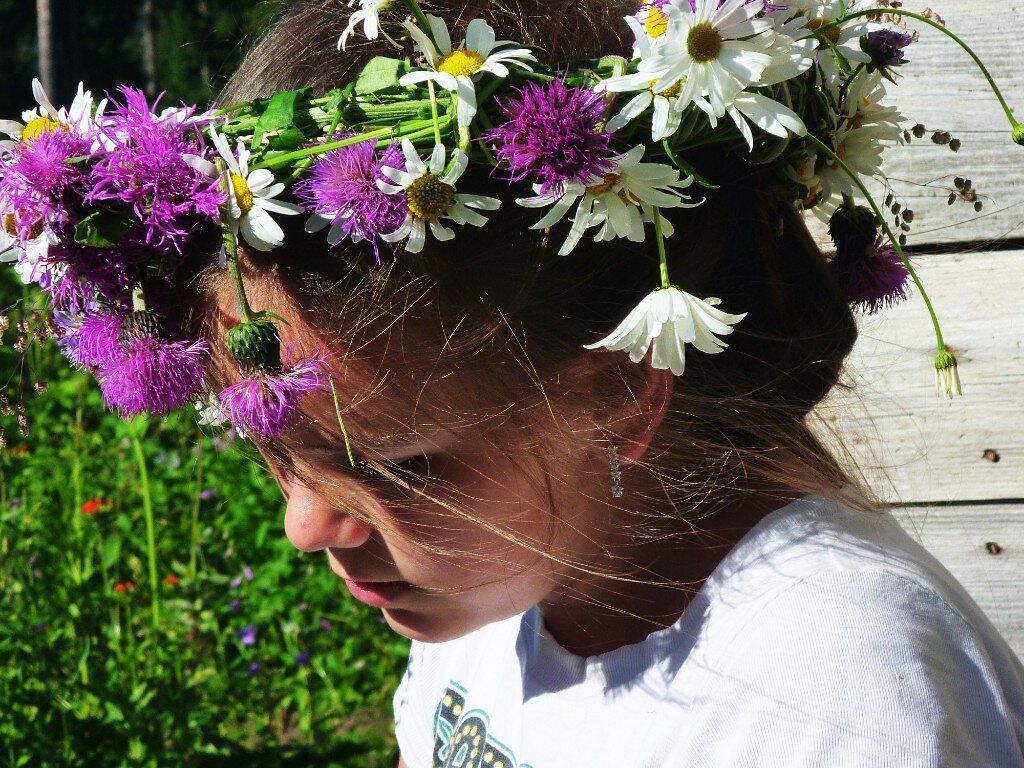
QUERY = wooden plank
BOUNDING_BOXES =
[891,503,1024,659]
[803,0,1024,248]
[814,248,1024,503]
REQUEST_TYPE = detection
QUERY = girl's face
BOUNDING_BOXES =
[265,396,609,645]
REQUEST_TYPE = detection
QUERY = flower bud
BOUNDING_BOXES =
[828,203,878,261]
[118,310,167,346]
[227,319,283,375]
[934,349,962,399]
[1013,123,1024,147]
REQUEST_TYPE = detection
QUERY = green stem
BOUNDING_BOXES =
[652,207,671,289]
[216,159,255,325]
[129,419,161,631]
[328,376,356,468]
[428,81,443,146]
[823,9,1020,129]
[804,133,945,351]
[188,436,204,581]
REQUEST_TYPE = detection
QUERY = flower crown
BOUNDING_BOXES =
[1,0,1020,445]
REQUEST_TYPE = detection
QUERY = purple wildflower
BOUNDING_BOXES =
[99,333,209,416]
[199,488,217,500]
[243,565,254,581]
[247,662,260,675]
[833,243,911,314]
[230,576,243,590]
[61,308,126,370]
[218,350,327,440]
[319,619,332,632]
[293,138,407,262]
[230,598,242,614]
[0,129,90,234]
[87,87,224,252]
[237,625,257,647]
[862,29,913,69]
[294,651,311,667]
[9,498,22,509]
[484,80,613,195]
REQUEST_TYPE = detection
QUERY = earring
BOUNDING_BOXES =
[608,444,624,498]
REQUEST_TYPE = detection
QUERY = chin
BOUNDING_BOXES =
[380,606,488,644]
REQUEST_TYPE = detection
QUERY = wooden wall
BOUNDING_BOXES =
[810,1,1024,657]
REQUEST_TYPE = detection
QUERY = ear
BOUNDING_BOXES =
[583,349,674,464]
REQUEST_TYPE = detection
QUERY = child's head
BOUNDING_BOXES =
[169,0,862,642]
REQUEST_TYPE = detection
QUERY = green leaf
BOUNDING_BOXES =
[254,88,308,145]
[267,125,309,152]
[74,210,133,248]
[354,56,409,96]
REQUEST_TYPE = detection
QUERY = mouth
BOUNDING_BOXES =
[343,578,412,608]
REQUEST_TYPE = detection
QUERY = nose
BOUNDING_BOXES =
[280,475,374,553]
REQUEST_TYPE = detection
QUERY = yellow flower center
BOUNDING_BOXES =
[644,5,669,38]
[805,18,841,49]
[20,116,65,143]
[586,173,620,196]
[437,49,486,79]
[687,22,723,63]
[3,213,42,239]
[648,78,681,99]
[231,173,255,216]
[406,173,455,221]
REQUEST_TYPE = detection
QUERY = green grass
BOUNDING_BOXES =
[0,275,409,767]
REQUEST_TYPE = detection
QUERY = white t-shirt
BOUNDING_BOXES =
[394,496,1024,767]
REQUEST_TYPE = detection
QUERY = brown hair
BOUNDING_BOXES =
[172,0,872,565]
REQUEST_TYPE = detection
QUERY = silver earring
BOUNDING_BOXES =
[608,444,623,498]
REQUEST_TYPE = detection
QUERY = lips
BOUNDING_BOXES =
[344,578,412,608]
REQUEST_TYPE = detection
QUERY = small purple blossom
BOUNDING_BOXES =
[230,598,242,614]
[87,87,224,251]
[294,651,311,667]
[230,576,243,590]
[247,662,260,675]
[319,619,332,632]
[862,29,913,69]
[237,625,257,647]
[293,138,407,262]
[833,243,911,314]
[484,80,613,195]
[199,488,217,500]
[10,497,23,510]
[0,129,90,233]
[243,565,254,581]
[98,334,210,416]
[218,350,327,440]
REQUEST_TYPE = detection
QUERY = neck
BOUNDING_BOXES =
[539,485,794,657]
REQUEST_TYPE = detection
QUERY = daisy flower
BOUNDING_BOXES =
[517,145,698,256]
[0,221,54,287]
[337,0,402,50]
[817,72,903,204]
[604,16,686,141]
[633,0,778,119]
[189,130,302,253]
[376,139,501,254]
[0,79,102,145]
[398,16,536,127]
[584,286,746,376]
[775,0,881,84]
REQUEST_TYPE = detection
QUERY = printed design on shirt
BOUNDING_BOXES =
[432,682,532,768]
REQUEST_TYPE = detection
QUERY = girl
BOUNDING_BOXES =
[4,0,1023,764]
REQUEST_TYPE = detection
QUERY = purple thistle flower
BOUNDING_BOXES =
[97,314,210,416]
[218,350,327,440]
[294,651,311,667]
[87,87,224,252]
[237,625,257,647]
[862,29,913,69]
[484,80,614,195]
[293,138,407,263]
[0,130,90,234]
[832,243,911,314]
[60,308,126,370]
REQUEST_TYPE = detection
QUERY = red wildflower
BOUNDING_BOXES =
[164,575,179,585]
[114,580,134,593]
[79,498,112,514]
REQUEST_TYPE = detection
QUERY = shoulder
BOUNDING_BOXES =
[684,561,1024,765]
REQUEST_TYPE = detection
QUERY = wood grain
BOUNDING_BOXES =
[803,0,1024,248]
